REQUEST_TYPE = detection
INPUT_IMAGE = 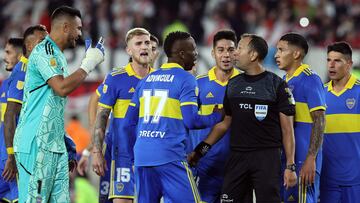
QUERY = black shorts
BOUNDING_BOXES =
[221,148,281,203]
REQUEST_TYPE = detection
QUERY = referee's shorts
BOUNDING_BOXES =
[221,148,281,203]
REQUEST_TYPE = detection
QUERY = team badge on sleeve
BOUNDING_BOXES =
[16,80,24,90]
[50,58,57,67]
[103,84,108,94]
[254,104,268,121]
[346,98,356,109]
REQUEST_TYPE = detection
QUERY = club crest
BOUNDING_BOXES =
[346,98,356,109]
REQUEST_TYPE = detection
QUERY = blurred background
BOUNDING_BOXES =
[1,0,360,201]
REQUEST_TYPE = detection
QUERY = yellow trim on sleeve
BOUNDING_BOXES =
[95,89,101,96]
[129,103,136,107]
[309,106,326,112]
[180,102,198,106]
[7,98,23,104]
[325,114,360,133]
[98,102,112,109]
[200,104,223,115]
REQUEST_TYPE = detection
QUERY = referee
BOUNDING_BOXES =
[188,34,297,202]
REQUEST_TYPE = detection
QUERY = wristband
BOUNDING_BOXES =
[82,149,90,157]
[286,163,296,172]
[7,147,14,155]
[194,141,211,158]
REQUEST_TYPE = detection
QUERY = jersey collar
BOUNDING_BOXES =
[125,63,154,79]
[160,63,184,69]
[285,64,309,82]
[45,35,61,53]
[327,74,357,96]
[20,55,28,64]
[208,66,240,86]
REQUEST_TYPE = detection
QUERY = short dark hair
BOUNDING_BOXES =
[150,34,159,45]
[213,29,237,48]
[51,6,81,21]
[22,24,47,54]
[7,38,23,49]
[280,33,309,56]
[241,34,268,61]
[327,41,352,60]
[163,31,191,57]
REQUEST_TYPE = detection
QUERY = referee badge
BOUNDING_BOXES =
[254,104,268,121]
[16,81,24,90]
[346,98,356,109]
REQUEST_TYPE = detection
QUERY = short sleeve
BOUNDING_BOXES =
[98,74,118,109]
[304,75,326,112]
[179,74,198,107]
[32,53,63,82]
[7,64,26,104]
[277,81,296,116]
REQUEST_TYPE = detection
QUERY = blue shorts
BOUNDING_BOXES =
[0,160,18,203]
[320,181,360,203]
[99,133,112,203]
[135,161,201,203]
[281,167,320,203]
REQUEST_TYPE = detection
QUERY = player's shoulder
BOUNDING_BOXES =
[324,81,330,88]
[196,73,208,80]
[109,67,127,77]
[354,78,360,88]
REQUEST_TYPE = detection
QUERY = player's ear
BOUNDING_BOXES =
[211,49,215,59]
[126,46,132,56]
[250,50,258,62]
[293,50,301,60]
[63,22,70,34]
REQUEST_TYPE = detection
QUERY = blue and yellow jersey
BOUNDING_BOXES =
[131,63,199,166]
[7,56,28,104]
[284,64,326,172]
[188,67,239,162]
[98,63,154,160]
[322,75,360,185]
[0,78,10,161]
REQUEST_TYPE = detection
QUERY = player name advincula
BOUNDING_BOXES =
[146,74,174,82]
[139,130,166,138]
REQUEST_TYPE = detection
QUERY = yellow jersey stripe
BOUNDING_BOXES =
[109,160,115,197]
[113,99,131,118]
[96,89,101,96]
[200,104,223,115]
[295,102,312,123]
[139,97,183,119]
[109,195,135,199]
[7,98,23,104]
[1,103,7,122]
[180,102,198,107]
[325,114,360,133]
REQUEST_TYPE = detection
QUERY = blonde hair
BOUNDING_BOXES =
[125,28,150,45]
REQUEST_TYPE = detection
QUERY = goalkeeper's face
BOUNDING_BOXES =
[127,34,152,65]
[66,16,82,48]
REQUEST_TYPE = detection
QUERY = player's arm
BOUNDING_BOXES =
[181,104,223,129]
[300,109,325,185]
[2,101,21,181]
[77,91,100,176]
[47,38,105,97]
[280,112,297,189]
[300,76,326,185]
[91,105,111,176]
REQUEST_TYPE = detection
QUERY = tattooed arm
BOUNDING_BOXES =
[300,110,325,185]
[91,105,111,176]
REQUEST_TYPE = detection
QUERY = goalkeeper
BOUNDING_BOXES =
[13,6,105,203]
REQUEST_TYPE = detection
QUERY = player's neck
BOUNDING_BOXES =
[285,61,302,78]
[244,63,265,76]
[131,61,150,78]
[332,73,351,92]
[49,33,66,51]
[215,67,233,83]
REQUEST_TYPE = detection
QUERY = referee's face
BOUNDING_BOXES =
[212,39,236,72]
[234,37,252,71]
